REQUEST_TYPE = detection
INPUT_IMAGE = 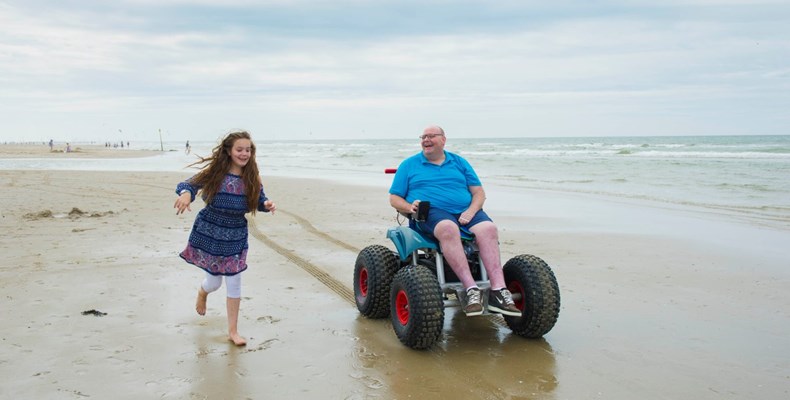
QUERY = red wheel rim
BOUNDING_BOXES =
[508,281,526,311]
[359,268,368,297]
[395,290,409,325]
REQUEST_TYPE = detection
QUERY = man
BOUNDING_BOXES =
[388,125,520,317]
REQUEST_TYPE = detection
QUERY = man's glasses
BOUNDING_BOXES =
[419,133,444,140]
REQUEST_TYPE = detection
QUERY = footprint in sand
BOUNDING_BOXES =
[257,315,281,324]
[23,207,116,220]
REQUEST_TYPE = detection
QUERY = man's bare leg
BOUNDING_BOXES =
[434,220,476,288]
[470,221,506,288]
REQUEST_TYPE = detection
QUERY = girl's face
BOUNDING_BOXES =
[228,138,252,173]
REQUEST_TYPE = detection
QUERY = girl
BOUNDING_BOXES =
[174,131,276,346]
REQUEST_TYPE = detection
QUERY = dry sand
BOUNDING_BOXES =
[0,147,788,399]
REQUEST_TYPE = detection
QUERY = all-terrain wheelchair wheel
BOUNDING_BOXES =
[501,254,561,338]
[354,245,399,318]
[390,265,445,350]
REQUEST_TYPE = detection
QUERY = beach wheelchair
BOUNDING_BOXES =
[353,172,561,350]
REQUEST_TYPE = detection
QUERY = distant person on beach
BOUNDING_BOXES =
[173,131,276,346]
[388,125,520,317]
[65,143,71,153]
[49,139,53,151]
[185,140,191,155]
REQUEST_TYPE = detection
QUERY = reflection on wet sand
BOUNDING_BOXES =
[190,321,247,399]
[350,308,558,399]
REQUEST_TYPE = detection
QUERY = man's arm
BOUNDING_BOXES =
[459,185,486,224]
[390,194,419,216]
[468,185,486,213]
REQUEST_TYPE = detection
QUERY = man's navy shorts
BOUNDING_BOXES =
[410,207,493,239]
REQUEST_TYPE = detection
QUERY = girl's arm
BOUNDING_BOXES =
[175,179,199,202]
[174,177,200,215]
[257,178,276,214]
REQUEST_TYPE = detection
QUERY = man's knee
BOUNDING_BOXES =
[471,221,498,239]
[433,220,460,240]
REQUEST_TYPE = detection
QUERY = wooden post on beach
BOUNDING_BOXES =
[159,129,163,151]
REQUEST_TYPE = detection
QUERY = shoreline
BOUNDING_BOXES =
[4,140,787,232]
[0,143,163,159]
[1,169,788,399]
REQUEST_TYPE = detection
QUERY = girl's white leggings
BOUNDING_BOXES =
[201,272,241,299]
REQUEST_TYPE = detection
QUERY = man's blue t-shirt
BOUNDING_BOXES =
[389,151,482,214]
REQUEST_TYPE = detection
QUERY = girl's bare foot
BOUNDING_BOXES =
[195,288,208,316]
[229,332,247,346]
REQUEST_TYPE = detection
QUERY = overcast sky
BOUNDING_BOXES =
[1,0,788,143]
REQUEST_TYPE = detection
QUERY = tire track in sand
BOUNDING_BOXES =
[248,214,356,305]
[249,210,509,330]
[277,209,361,253]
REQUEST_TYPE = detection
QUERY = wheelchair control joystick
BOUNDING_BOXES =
[415,201,430,222]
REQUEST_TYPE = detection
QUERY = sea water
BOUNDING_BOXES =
[2,135,789,229]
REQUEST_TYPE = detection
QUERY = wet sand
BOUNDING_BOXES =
[1,162,788,398]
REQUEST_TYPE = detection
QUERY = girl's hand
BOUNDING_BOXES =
[174,192,192,215]
[264,200,276,214]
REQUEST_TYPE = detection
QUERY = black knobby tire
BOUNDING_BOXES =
[354,245,399,318]
[416,257,436,273]
[390,266,445,350]
[502,254,561,338]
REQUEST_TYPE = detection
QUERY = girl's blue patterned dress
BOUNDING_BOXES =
[176,174,268,276]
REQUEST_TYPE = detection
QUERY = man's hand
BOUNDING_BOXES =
[410,200,421,215]
[389,194,417,216]
[458,209,475,225]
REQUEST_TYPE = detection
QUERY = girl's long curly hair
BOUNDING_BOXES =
[186,131,262,214]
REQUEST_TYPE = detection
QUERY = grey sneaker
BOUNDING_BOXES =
[488,288,521,317]
[463,287,484,316]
